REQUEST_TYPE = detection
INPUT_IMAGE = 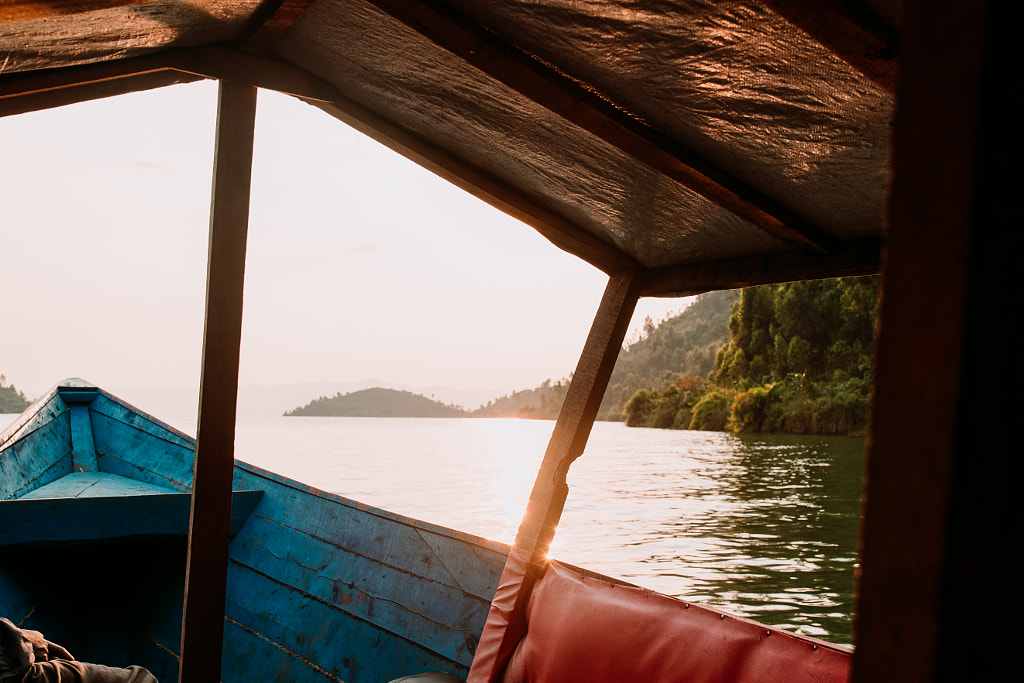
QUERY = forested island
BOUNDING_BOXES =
[286,388,467,417]
[0,375,31,413]
[285,277,878,435]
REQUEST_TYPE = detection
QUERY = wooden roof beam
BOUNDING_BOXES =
[0,0,157,24]
[234,0,317,55]
[0,54,204,118]
[363,0,836,253]
[168,47,639,272]
[641,237,880,297]
[760,0,897,96]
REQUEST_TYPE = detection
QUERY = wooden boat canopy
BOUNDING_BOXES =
[2,2,1016,682]
[0,0,892,292]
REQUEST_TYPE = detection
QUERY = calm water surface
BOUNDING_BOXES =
[1,413,864,645]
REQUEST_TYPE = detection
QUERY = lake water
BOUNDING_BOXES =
[2,412,864,646]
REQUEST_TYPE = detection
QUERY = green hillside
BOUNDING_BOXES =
[599,290,734,420]
[471,291,734,422]
[623,277,879,434]
[285,388,467,417]
[0,375,31,414]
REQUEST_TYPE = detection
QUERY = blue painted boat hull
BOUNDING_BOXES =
[0,381,508,682]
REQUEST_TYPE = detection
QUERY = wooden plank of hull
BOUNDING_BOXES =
[180,79,257,683]
[221,462,508,680]
[89,405,195,492]
[0,409,72,499]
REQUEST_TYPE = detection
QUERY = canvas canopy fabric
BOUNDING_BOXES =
[0,0,893,292]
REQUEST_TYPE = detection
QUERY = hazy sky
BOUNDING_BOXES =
[1,80,691,410]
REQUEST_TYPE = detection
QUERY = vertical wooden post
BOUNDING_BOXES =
[469,269,644,682]
[853,0,1019,680]
[513,269,644,558]
[179,81,257,683]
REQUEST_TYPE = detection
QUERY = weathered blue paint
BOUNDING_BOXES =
[0,381,508,682]
[88,393,195,492]
[68,404,99,472]
[0,395,72,499]
[0,488,262,545]
[20,471,179,498]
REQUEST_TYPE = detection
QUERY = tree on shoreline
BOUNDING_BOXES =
[1,374,31,414]
[623,277,879,435]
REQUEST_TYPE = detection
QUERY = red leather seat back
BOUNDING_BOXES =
[500,562,851,683]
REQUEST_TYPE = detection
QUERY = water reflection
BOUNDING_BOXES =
[559,429,864,645]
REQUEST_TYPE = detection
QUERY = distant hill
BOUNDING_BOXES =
[285,387,467,417]
[0,375,31,414]
[282,292,734,422]
[468,291,734,422]
[471,378,569,420]
[598,289,735,419]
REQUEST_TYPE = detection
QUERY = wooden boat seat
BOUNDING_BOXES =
[495,561,852,683]
[0,472,262,546]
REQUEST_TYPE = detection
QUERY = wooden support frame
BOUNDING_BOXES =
[179,81,257,683]
[0,54,203,118]
[468,269,644,682]
[0,0,154,24]
[642,237,880,297]
[853,0,1019,680]
[514,269,645,557]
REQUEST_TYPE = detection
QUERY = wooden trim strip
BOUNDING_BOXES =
[0,56,204,117]
[641,237,880,297]
[179,80,257,683]
[363,0,834,252]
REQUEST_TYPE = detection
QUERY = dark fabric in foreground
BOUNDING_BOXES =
[1,618,157,683]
